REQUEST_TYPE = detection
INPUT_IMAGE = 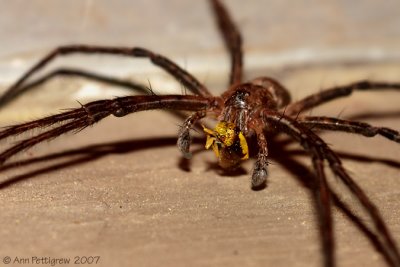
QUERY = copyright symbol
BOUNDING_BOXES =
[3,256,11,264]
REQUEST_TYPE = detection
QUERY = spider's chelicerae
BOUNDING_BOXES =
[1,1,400,266]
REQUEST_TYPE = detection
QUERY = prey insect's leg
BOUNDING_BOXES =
[299,116,400,143]
[286,80,400,115]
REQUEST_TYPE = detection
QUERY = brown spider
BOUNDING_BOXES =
[0,1,399,266]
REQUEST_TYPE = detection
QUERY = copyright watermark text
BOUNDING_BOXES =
[3,256,100,266]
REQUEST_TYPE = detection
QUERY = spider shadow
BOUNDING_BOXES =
[1,134,399,189]
[0,134,398,263]
[267,139,398,265]
[178,151,247,177]
[0,134,250,190]
[0,136,200,189]
[347,110,400,121]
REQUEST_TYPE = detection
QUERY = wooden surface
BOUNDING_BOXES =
[0,1,400,267]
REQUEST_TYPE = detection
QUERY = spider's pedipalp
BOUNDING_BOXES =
[251,128,269,189]
[177,111,206,159]
[251,155,269,189]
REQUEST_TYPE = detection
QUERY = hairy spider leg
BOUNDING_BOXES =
[210,0,243,86]
[175,0,245,171]
[299,116,400,143]
[287,80,400,115]
[0,68,153,110]
[0,95,212,164]
[264,110,400,267]
[263,110,334,267]
[271,147,397,266]
[0,46,212,108]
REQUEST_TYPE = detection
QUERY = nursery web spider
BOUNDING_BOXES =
[0,1,400,267]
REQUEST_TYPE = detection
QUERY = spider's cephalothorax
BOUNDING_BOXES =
[221,78,291,130]
[202,78,290,171]
[1,0,400,266]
